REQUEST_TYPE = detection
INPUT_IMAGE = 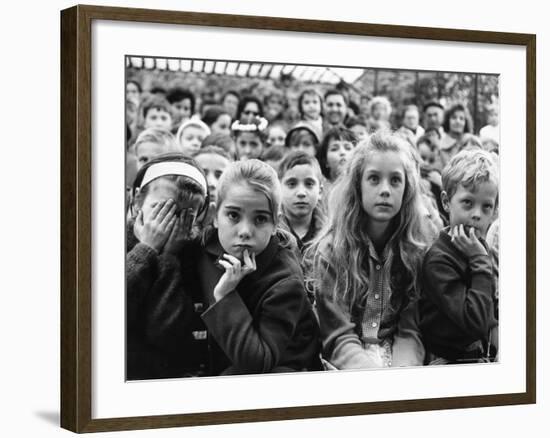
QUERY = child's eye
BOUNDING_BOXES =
[255,215,270,225]
[285,181,296,188]
[391,176,402,185]
[214,171,223,179]
[483,204,494,211]
[227,211,240,221]
[462,200,472,207]
[368,175,379,183]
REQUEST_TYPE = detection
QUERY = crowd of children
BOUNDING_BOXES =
[125,77,500,379]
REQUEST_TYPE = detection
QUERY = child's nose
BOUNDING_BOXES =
[238,220,252,237]
[206,174,217,187]
[471,206,482,220]
[379,180,391,195]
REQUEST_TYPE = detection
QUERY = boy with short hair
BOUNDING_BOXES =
[419,149,499,364]
[133,128,179,170]
[278,151,325,303]
[175,119,211,157]
[345,116,369,144]
[193,146,233,227]
[260,145,286,172]
[166,87,195,132]
[285,122,321,158]
[193,146,232,205]
[142,96,174,132]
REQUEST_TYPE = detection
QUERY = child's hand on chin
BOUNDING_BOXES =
[450,224,488,258]
[213,249,257,302]
[134,200,177,253]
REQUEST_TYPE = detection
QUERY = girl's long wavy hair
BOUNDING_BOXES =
[309,131,433,307]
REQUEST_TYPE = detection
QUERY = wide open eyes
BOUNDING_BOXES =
[255,215,270,225]
[391,176,403,186]
[226,211,240,221]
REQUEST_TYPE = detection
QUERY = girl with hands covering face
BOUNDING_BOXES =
[133,197,177,253]
[311,132,431,371]
[126,154,209,380]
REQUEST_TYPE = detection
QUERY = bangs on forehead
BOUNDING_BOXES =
[460,171,498,192]
[289,129,316,143]
[245,181,275,211]
[364,148,408,172]
[216,160,281,224]
[221,181,276,221]
[442,148,499,200]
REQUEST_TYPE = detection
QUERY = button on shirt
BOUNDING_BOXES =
[360,242,393,345]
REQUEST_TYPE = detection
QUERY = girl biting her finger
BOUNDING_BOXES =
[198,159,321,375]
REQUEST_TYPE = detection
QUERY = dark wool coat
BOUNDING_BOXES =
[197,230,322,375]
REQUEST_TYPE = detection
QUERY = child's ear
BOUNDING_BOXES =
[441,191,450,212]
[492,202,499,220]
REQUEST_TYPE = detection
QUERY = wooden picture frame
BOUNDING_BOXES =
[60,4,536,433]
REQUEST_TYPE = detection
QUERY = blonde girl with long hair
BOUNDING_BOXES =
[310,131,433,369]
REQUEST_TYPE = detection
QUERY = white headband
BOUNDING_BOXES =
[140,162,207,195]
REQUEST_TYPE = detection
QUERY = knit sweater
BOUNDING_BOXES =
[126,224,209,379]
[419,229,499,362]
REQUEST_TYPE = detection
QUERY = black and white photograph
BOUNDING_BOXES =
[2,0,544,435]
[125,56,500,380]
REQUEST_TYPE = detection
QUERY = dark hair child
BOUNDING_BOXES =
[126,153,210,379]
